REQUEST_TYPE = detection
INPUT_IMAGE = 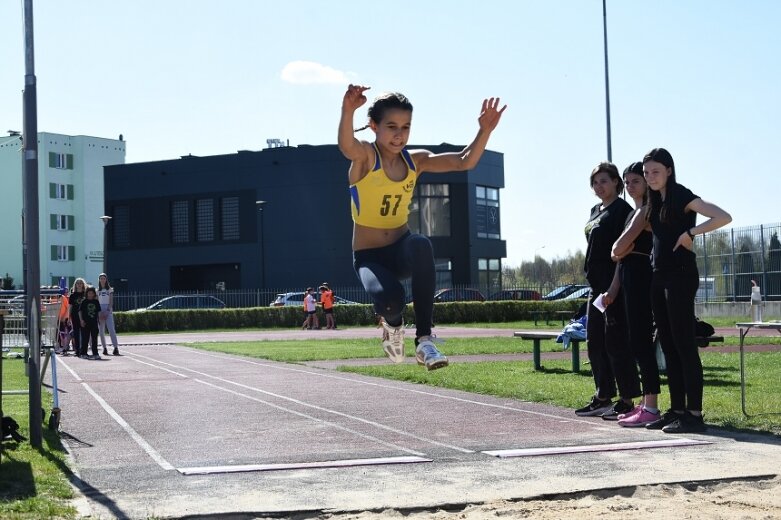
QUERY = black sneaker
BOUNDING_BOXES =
[575,396,614,417]
[645,409,681,430]
[662,411,707,434]
[601,400,634,421]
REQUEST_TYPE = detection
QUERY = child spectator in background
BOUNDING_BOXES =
[319,283,336,329]
[79,286,102,360]
[97,273,120,356]
[301,287,319,330]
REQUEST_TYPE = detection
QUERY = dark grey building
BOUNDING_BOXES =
[103,144,506,293]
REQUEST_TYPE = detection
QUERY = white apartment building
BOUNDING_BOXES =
[0,132,126,289]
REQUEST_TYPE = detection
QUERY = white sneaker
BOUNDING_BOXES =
[415,339,449,371]
[381,319,405,363]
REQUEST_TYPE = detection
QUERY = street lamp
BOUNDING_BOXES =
[255,201,267,289]
[602,0,613,161]
[99,215,112,274]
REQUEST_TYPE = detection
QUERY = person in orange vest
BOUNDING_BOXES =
[319,283,336,329]
[56,287,72,354]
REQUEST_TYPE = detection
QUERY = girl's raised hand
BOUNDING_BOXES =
[343,84,370,112]
[478,97,507,131]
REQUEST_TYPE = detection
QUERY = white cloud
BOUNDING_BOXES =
[280,61,350,85]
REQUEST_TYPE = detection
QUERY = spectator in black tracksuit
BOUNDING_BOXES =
[575,162,641,419]
[79,286,102,360]
[610,162,661,427]
[616,148,731,434]
[68,278,87,356]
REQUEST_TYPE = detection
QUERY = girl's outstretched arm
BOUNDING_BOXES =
[338,84,372,161]
[673,199,732,251]
[414,97,507,173]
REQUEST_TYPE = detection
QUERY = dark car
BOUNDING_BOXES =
[433,288,486,303]
[561,286,591,300]
[489,289,542,301]
[542,284,589,301]
[129,295,226,312]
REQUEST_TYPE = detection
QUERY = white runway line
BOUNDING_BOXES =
[127,350,475,454]
[185,348,611,427]
[195,378,429,457]
[81,382,175,471]
[483,438,711,458]
[178,456,432,475]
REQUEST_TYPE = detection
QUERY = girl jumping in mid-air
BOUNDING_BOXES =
[338,84,506,370]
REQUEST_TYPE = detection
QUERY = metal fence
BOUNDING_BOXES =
[695,222,781,302]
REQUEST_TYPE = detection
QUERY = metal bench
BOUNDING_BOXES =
[513,331,581,372]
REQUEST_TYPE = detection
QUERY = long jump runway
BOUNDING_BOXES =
[51,344,781,519]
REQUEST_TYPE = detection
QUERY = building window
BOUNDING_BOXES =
[50,214,74,231]
[409,183,450,236]
[171,200,190,244]
[478,258,502,292]
[49,152,73,170]
[221,197,240,240]
[49,183,73,200]
[435,258,453,288]
[196,199,215,242]
[51,245,75,262]
[113,206,130,247]
[476,186,500,239]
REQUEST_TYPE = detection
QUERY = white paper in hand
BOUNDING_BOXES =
[592,293,607,313]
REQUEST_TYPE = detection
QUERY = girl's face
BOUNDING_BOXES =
[75,281,85,290]
[591,172,618,202]
[86,291,96,299]
[371,108,412,153]
[99,275,107,283]
[643,160,672,192]
[624,172,647,201]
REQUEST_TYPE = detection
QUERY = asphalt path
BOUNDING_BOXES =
[46,326,781,519]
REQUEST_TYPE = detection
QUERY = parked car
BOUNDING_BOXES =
[128,295,226,312]
[269,292,358,307]
[433,288,485,303]
[561,286,591,300]
[488,289,542,301]
[542,284,589,301]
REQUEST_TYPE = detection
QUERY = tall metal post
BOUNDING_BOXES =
[602,0,613,162]
[100,216,112,274]
[23,0,43,447]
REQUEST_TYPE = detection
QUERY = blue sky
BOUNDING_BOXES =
[3,1,780,266]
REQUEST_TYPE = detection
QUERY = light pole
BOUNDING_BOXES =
[255,201,266,289]
[602,0,613,161]
[100,215,112,274]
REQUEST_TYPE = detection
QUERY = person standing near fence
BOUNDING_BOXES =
[575,162,641,419]
[79,286,102,360]
[338,84,506,370]
[97,273,120,356]
[68,278,87,356]
[616,148,731,433]
[319,283,336,330]
[609,162,661,427]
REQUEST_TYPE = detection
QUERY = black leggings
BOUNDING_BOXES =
[652,267,702,411]
[586,275,641,400]
[621,257,660,396]
[353,232,435,339]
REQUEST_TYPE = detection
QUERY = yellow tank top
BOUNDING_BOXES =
[350,143,417,229]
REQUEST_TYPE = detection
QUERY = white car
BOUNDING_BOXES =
[269,292,358,307]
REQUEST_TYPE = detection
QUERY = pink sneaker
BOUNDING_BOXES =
[617,404,643,421]
[618,408,661,427]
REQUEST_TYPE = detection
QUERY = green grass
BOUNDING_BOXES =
[191,338,781,435]
[1,357,77,519]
